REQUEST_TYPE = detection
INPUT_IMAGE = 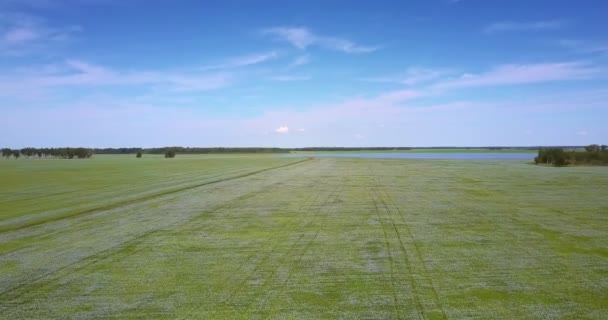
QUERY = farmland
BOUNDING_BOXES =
[0,155,607,319]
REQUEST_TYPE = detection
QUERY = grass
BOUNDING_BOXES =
[0,155,606,319]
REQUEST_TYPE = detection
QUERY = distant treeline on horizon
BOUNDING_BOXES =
[0,146,591,159]
[93,146,549,154]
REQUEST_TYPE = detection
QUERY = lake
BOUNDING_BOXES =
[284,153,535,160]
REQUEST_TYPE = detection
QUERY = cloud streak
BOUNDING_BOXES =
[271,75,311,81]
[363,67,450,86]
[285,55,310,70]
[484,20,564,34]
[0,12,80,55]
[201,51,279,70]
[275,126,289,134]
[432,62,602,90]
[262,26,378,53]
[4,83,607,147]
[558,39,608,55]
[0,59,234,97]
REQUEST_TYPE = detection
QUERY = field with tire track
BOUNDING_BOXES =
[0,155,607,319]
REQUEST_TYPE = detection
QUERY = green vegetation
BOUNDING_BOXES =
[0,147,93,159]
[136,151,143,158]
[164,148,176,158]
[93,146,539,155]
[0,155,606,318]
[535,144,608,166]
[95,147,290,154]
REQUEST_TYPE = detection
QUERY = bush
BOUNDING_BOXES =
[136,151,142,158]
[535,145,608,166]
[164,149,176,158]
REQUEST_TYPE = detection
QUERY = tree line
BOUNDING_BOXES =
[535,144,608,166]
[93,147,289,154]
[1,148,93,159]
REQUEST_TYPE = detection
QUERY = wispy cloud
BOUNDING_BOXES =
[5,83,607,147]
[275,126,289,134]
[271,75,311,81]
[484,20,564,34]
[433,62,602,90]
[363,67,450,86]
[0,12,80,55]
[0,59,234,96]
[201,51,279,70]
[375,89,422,104]
[558,39,608,55]
[0,0,117,9]
[285,54,310,70]
[262,26,379,53]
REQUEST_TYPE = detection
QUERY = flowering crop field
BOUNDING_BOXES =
[0,155,606,319]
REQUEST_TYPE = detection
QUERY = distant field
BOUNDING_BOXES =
[290,148,538,154]
[0,155,607,319]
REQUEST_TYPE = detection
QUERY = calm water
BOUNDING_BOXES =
[284,153,535,160]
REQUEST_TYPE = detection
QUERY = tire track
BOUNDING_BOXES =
[0,158,311,234]
[219,178,336,306]
[258,230,319,319]
[368,188,404,320]
[213,164,341,316]
[372,176,447,320]
[0,185,281,303]
[169,162,328,317]
[0,160,314,302]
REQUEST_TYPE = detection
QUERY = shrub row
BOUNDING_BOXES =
[535,144,608,166]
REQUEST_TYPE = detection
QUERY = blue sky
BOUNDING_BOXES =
[1,0,607,147]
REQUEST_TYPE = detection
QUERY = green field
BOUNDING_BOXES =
[289,148,538,154]
[1,155,607,319]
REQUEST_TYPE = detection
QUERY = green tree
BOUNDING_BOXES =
[12,150,20,159]
[164,149,176,158]
[585,144,600,153]
[136,151,142,158]
[1,148,11,158]
[535,148,569,166]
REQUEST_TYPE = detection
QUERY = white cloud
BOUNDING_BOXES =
[433,62,602,90]
[376,89,421,103]
[365,61,604,96]
[0,12,80,55]
[264,27,314,49]
[3,27,38,43]
[558,39,608,55]
[263,26,378,53]
[271,75,311,81]
[275,126,289,134]
[316,37,378,53]
[5,84,608,147]
[577,130,589,136]
[1,0,115,9]
[201,51,279,70]
[285,54,310,70]
[484,20,564,34]
[0,59,234,96]
[364,67,450,86]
